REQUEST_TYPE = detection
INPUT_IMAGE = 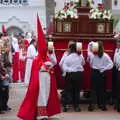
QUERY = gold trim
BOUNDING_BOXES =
[63,22,72,32]
[97,23,105,33]
[37,106,47,116]
[55,49,113,52]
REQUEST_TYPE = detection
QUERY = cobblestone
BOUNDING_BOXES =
[0,83,120,120]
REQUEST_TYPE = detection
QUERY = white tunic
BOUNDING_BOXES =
[62,53,85,73]
[37,52,57,119]
[24,44,37,85]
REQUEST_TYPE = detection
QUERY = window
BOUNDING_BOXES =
[0,0,28,5]
[114,0,118,6]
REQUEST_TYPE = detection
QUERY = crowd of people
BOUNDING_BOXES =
[0,27,120,119]
[0,31,37,114]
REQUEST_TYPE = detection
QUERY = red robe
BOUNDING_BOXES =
[17,56,61,120]
[12,52,19,82]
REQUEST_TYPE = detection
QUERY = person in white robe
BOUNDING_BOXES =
[24,39,37,85]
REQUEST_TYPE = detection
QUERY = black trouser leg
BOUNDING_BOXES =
[116,71,120,112]
[62,73,72,111]
[0,87,3,111]
[90,70,106,109]
[74,88,80,107]
[2,86,9,109]
[71,72,82,108]
[98,73,106,107]
[112,66,118,103]
[90,70,99,106]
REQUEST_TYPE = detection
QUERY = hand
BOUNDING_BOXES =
[2,76,6,80]
[118,67,120,71]
[100,68,104,73]
[5,74,9,78]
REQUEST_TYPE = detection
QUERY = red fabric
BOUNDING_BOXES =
[23,40,29,51]
[12,52,19,82]
[17,57,41,120]
[2,24,6,33]
[37,14,47,60]
[17,15,61,120]
[17,57,61,120]
[93,51,98,55]
[19,59,26,81]
[47,72,61,116]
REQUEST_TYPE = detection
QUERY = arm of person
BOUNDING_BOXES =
[80,54,85,66]
[59,51,68,68]
[48,51,57,66]
[87,42,94,64]
[62,58,71,73]
[103,54,113,71]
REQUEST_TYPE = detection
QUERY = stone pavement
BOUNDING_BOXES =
[0,83,120,120]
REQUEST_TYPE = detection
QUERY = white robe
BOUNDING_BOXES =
[24,44,37,85]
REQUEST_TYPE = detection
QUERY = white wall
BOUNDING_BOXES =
[0,0,46,34]
[112,0,120,10]
[55,0,64,12]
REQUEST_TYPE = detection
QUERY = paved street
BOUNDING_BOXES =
[0,83,120,120]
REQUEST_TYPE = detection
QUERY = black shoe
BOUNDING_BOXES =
[101,106,108,111]
[0,111,5,114]
[63,106,68,112]
[88,105,94,112]
[114,104,117,110]
[75,107,81,112]
[3,107,12,111]
[117,105,120,112]
[41,118,48,120]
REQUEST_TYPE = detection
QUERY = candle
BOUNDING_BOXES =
[76,42,82,51]
[48,41,54,50]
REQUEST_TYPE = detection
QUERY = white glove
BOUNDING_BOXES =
[62,72,66,77]
[100,68,105,73]
[118,67,120,71]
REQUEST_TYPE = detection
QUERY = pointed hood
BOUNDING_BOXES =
[37,14,48,61]
[2,24,6,33]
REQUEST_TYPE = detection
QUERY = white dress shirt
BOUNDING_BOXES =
[59,51,69,70]
[88,52,113,72]
[62,53,85,72]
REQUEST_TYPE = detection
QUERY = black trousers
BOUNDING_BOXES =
[112,66,118,101]
[2,86,9,109]
[116,71,120,105]
[65,72,83,107]
[0,86,3,111]
[90,69,106,106]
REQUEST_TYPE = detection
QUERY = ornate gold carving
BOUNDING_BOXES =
[63,22,71,32]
